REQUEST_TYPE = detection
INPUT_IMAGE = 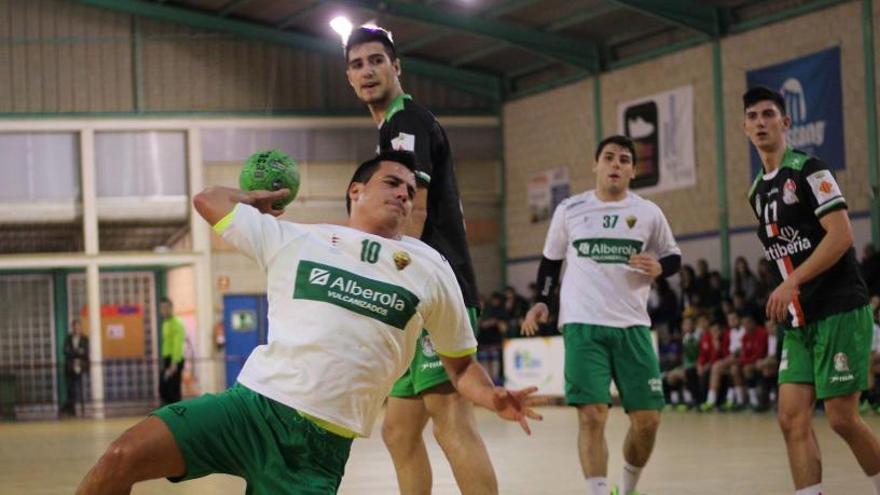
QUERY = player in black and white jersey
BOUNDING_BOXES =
[744,86,880,495]
[344,26,495,495]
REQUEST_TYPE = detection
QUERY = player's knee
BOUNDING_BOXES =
[777,409,810,437]
[631,412,661,437]
[577,406,607,432]
[432,417,477,449]
[94,436,138,483]
[826,408,860,438]
[381,420,420,451]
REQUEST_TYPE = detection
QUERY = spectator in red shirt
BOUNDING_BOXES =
[733,314,768,410]
[701,312,741,411]
[697,317,723,407]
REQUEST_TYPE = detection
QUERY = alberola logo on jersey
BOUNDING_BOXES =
[764,227,812,261]
[572,238,644,264]
[294,261,420,330]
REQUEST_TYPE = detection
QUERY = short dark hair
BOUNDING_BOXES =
[346,150,417,213]
[743,86,786,115]
[159,297,172,306]
[594,135,636,163]
[345,26,397,62]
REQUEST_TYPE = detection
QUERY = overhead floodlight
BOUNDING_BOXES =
[330,16,353,45]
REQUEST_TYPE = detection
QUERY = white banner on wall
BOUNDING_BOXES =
[616,85,696,195]
[527,166,570,223]
[503,337,565,395]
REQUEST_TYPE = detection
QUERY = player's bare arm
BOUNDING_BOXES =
[521,303,550,336]
[193,186,290,225]
[439,354,543,434]
[766,209,854,322]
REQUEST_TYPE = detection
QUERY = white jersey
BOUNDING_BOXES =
[217,204,477,437]
[544,190,680,328]
[727,326,745,354]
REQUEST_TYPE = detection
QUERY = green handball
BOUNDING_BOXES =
[239,149,301,210]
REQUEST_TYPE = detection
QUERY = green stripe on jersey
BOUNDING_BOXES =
[747,172,762,201]
[293,260,419,330]
[383,93,413,124]
[815,196,846,217]
[780,148,808,171]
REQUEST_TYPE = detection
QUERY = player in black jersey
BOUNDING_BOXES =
[744,86,880,495]
[345,26,497,494]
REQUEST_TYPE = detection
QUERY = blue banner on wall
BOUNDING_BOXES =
[746,47,845,176]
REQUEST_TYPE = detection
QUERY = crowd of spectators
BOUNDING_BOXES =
[477,243,880,411]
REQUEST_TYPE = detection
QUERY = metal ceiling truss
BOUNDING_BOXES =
[607,0,725,36]
[448,3,623,67]
[74,0,858,105]
[493,5,625,82]
[333,0,600,72]
[74,0,502,100]
[217,0,255,18]
[506,0,843,96]
[398,0,542,54]
[274,3,323,29]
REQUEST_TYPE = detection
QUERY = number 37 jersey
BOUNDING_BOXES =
[748,148,868,327]
[543,190,680,328]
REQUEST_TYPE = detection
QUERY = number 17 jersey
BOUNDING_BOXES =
[747,147,868,327]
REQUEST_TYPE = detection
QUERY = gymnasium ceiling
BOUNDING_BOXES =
[75,0,852,103]
[4,0,850,255]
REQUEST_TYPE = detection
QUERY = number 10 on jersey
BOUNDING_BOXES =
[361,239,381,264]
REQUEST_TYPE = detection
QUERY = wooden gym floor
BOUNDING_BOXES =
[2,406,878,494]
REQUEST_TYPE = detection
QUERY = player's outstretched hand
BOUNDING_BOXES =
[491,386,543,435]
[628,253,662,278]
[521,303,549,336]
[245,189,290,217]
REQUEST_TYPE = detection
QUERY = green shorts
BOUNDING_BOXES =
[563,323,664,412]
[390,307,478,397]
[779,305,872,399]
[152,383,353,494]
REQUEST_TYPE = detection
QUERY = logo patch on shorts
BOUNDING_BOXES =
[834,352,849,372]
[170,405,186,416]
[421,335,436,358]
[648,377,662,393]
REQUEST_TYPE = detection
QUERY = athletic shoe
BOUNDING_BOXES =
[722,400,744,412]
[610,487,642,495]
